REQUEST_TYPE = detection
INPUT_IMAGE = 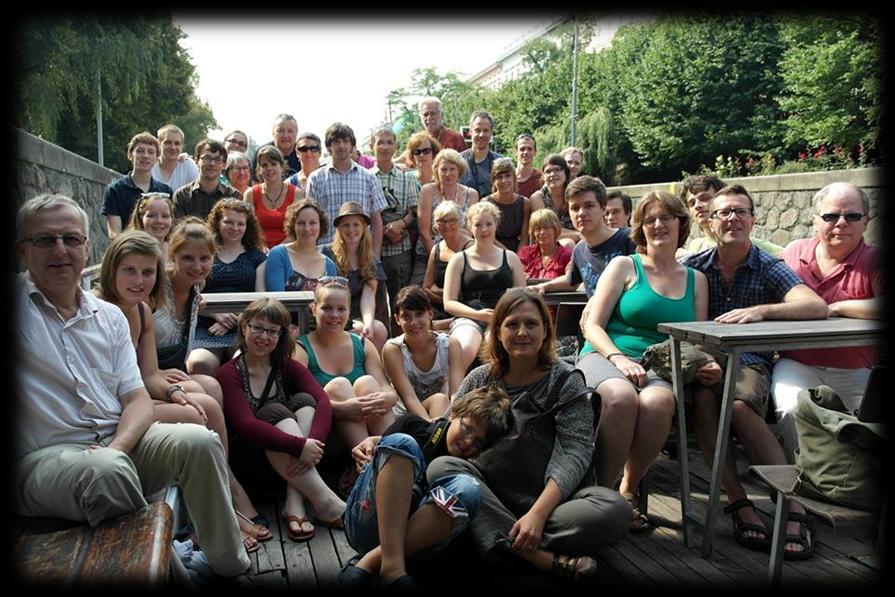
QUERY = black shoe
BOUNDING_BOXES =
[384,573,421,591]
[337,555,376,587]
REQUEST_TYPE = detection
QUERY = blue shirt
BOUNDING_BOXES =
[459,149,501,198]
[569,228,636,297]
[100,174,172,223]
[684,244,804,367]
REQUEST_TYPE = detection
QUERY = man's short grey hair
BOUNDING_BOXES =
[469,110,494,129]
[418,97,442,113]
[17,194,89,240]
[813,182,869,215]
[370,125,396,145]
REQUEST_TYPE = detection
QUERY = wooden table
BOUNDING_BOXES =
[656,318,883,558]
[201,291,314,332]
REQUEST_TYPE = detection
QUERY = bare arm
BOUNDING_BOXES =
[447,336,464,398]
[106,215,123,239]
[361,338,398,407]
[382,342,429,420]
[507,251,528,288]
[254,261,267,292]
[519,197,531,247]
[529,191,545,213]
[107,388,155,454]
[714,283,829,323]
[829,296,882,319]
[422,245,443,305]
[418,185,435,254]
[371,210,383,256]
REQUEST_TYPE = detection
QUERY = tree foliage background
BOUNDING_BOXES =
[16,15,217,174]
[387,12,883,185]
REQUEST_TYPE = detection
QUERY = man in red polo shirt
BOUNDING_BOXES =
[771,182,883,462]
[418,97,468,153]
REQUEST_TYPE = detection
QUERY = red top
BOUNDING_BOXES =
[518,243,573,280]
[516,169,543,199]
[780,237,881,368]
[437,127,469,153]
[218,357,332,456]
[252,183,298,248]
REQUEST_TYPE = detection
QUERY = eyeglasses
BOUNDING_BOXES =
[818,212,864,223]
[225,138,247,148]
[458,417,487,451]
[22,233,87,248]
[247,323,282,338]
[230,165,251,172]
[413,147,433,157]
[710,208,753,220]
[141,192,171,199]
[296,145,320,153]
[436,217,459,226]
[543,166,564,175]
[643,214,677,227]
[319,275,349,287]
[199,154,224,164]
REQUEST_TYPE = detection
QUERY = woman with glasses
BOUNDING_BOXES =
[245,145,304,249]
[417,149,479,262]
[405,132,442,287]
[443,202,527,371]
[422,201,472,329]
[484,157,530,252]
[287,132,324,193]
[294,277,399,487]
[218,298,346,542]
[188,199,267,377]
[223,151,252,196]
[322,202,389,354]
[427,289,629,583]
[263,199,338,293]
[529,154,581,247]
[95,230,271,554]
[579,191,709,532]
[518,208,573,281]
[127,192,174,262]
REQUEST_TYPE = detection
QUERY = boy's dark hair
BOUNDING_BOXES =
[452,385,515,448]
[679,174,726,202]
[325,122,356,149]
[394,285,432,314]
[565,175,609,208]
[607,190,632,215]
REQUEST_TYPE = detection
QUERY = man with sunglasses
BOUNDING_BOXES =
[287,132,324,192]
[683,183,828,560]
[418,97,467,153]
[172,138,240,220]
[772,182,882,463]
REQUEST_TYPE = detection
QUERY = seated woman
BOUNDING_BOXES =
[517,208,573,281]
[483,157,530,252]
[218,298,346,541]
[427,289,630,582]
[244,145,304,249]
[442,201,527,371]
[95,230,270,553]
[382,286,464,421]
[223,150,252,196]
[127,191,174,262]
[264,199,338,293]
[293,278,399,462]
[322,202,389,353]
[188,199,267,377]
[529,154,580,247]
[422,201,472,330]
[578,190,709,532]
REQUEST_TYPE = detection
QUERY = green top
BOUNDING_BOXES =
[604,254,697,359]
[298,332,366,387]
[686,234,782,256]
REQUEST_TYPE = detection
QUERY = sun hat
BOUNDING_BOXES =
[332,201,371,227]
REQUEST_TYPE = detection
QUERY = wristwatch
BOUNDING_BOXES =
[165,384,186,402]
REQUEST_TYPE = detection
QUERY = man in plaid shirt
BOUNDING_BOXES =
[684,183,827,559]
[306,122,387,253]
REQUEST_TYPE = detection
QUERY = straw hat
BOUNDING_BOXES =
[332,201,371,227]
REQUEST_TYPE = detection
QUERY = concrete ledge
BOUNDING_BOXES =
[16,129,121,185]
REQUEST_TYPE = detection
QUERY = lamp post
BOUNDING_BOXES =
[570,14,579,147]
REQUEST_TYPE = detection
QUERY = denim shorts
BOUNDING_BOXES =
[343,433,482,555]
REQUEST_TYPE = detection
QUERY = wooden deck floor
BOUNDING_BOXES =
[243,445,882,589]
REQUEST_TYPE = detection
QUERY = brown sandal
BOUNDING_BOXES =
[236,510,272,542]
[282,513,315,542]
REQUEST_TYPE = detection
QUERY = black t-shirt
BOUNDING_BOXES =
[383,414,450,465]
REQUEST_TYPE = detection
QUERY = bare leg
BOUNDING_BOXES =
[327,377,372,449]
[424,393,451,419]
[618,387,675,495]
[450,325,483,372]
[354,375,396,436]
[594,379,638,487]
[187,347,223,378]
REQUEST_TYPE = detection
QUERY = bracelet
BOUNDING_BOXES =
[605,352,626,362]
[165,384,186,403]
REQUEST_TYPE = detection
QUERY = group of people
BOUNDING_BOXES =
[13,95,881,587]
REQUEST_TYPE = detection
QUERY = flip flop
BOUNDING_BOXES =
[236,510,272,542]
[282,513,315,542]
[240,530,260,554]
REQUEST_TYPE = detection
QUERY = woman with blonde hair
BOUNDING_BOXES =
[416,149,478,262]
[422,200,472,328]
[127,191,175,262]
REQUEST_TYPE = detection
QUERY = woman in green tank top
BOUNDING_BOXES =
[580,191,711,532]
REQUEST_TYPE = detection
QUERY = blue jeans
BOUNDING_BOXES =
[344,433,482,555]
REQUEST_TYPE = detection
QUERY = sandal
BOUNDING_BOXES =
[621,492,651,534]
[724,498,771,550]
[236,510,272,542]
[782,512,814,560]
[240,530,260,554]
[282,513,315,542]
[552,553,598,584]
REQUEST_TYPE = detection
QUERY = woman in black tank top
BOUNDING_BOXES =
[483,157,531,252]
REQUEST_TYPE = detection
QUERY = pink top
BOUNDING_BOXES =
[780,237,882,368]
[252,184,298,248]
[356,154,376,169]
[518,243,573,280]
[218,357,332,456]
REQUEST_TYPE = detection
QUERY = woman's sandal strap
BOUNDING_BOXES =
[723,497,754,514]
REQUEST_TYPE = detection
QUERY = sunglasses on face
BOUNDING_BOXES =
[818,212,864,223]
[413,147,433,156]
[297,145,321,153]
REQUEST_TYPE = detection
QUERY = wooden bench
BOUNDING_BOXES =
[11,488,181,587]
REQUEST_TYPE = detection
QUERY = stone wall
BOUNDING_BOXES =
[609,167,884,247]
[15,129,122,266]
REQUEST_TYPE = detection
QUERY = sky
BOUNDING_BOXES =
[173,16,553,151]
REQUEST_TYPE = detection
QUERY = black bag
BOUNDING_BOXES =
[472,368,598,518]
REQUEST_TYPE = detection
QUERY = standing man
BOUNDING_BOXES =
[152,124,200,193]
[101,131,173,239]
[369,126,420,332]
[252,114,301,181]
[772,182,882,462]
[14,194,250,579]
[514,134,542,199]
[306,122,387,253]
[684,184,828,559]
[173,139,241,221]
[418,96,468,153]
[532,175,635,298]
[459,111,502,199]
[604,190,632,228]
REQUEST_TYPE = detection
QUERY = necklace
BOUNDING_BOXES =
[263,183,285,208]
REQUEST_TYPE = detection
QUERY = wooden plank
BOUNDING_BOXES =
[308,526,342,588]
[276,500,317,591]
[252,569,288,590]
[200,291,313,315]
[330,528,357,567]
[254,502,286,575]
[628,527,714,588]
[613,534,684,587]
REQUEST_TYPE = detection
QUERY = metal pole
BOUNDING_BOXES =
[96,68,104,167]
[570,15,579,147]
